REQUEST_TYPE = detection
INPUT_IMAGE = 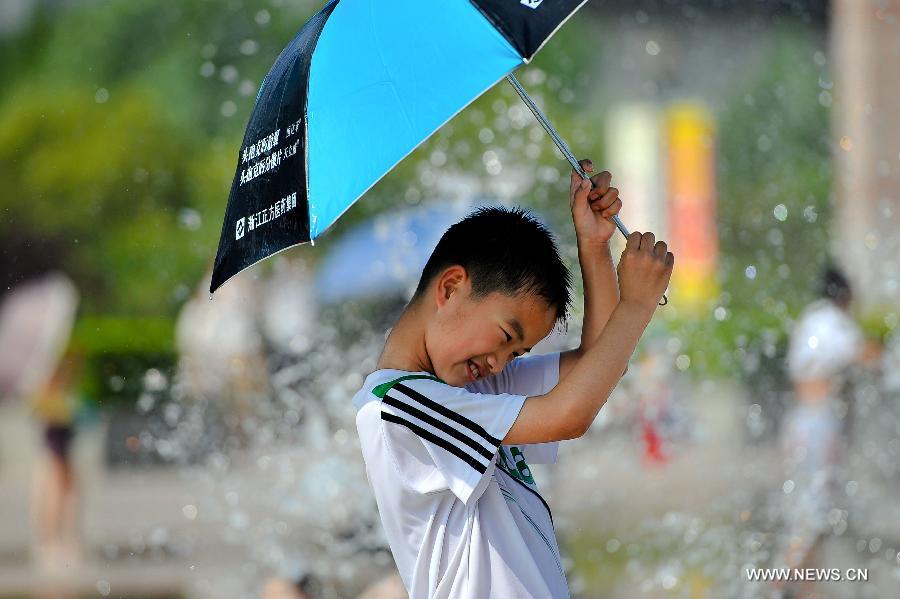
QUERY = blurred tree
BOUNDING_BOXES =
[669,26,832,378]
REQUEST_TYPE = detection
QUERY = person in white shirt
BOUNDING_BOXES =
[775,267,872,596]
[354,160,674,598]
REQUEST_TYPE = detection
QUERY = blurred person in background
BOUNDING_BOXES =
[176,269,269,445]
[630,335,693,466]
[30,354,83,572]
[774,266,880,595]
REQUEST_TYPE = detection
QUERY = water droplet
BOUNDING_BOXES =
[803,205,819,223]
[773,204,788,221]
[645,40,660,56]
[220,65,239,84]
[109,375,125,392]
[96,580,111,596]
[178,208,202,231]
[430,150,447,167]
[182,504,198,520]
[239,39,258,56]
[239,79,256,97]
[221,101,237,117]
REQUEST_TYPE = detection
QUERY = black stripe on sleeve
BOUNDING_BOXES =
[381,412,488,474]
[383,395,494,462]
[393,383,503,446]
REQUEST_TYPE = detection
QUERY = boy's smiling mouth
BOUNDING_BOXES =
[466,359,483,382]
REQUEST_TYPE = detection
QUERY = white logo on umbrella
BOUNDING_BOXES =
[235,217,246,240]
[520,0,544,8]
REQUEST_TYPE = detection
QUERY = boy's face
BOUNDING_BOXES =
[426,267,557,387]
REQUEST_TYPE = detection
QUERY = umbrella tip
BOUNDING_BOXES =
[208,293,214,301]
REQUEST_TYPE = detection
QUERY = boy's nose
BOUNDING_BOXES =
[486,354,503,375]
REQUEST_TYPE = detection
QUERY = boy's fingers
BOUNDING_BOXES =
[625,231,642,252]
[589,171,611,196]
[591,187,619,210]
[641,232,655,251]
[600,198,622,218]
[571,175,590,200]
[570,169,581,194]
[572,159,593,189]
[653,240,668,258]
[571,177,591,209]
[665,251,675,268]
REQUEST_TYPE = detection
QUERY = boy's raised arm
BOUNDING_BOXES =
[503,231,673,446]
[559,161,622,381]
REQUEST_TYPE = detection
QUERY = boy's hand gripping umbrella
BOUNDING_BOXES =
[210,0,658,302]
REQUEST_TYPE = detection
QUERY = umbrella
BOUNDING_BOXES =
[0,274,79,401]
[314,201,484,303]
[210,0,632,294]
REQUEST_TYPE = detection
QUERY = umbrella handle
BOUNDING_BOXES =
[506,74,668,307]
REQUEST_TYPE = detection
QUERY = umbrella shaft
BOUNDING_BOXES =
[507,74,670,307]
[505,74,629,238]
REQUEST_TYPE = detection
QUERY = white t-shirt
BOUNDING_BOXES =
[787,300,862,383]
[353,352,568,599]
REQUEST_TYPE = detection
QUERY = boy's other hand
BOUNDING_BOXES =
[617,231,674,314]
[569,158,621,246]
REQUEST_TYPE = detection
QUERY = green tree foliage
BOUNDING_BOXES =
[0,0,319,316]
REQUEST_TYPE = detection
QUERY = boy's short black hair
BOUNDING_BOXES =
[413,206,571,322]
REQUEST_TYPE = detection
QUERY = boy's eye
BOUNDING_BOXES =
[501,329,512,343]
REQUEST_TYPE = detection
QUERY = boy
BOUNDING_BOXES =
[353,160,673,598]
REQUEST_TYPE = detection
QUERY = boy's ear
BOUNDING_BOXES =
[435,265,468,308]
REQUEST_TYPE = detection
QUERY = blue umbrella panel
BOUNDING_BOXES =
[210,0,587,293]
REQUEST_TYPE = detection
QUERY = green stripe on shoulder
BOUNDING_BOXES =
[372,374,445,398]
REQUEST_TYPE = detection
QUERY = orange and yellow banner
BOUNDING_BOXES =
[665,104,719,309]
